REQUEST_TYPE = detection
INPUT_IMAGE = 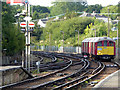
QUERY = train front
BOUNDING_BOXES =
[95,37,116,60]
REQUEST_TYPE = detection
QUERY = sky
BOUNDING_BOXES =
[29,0,120,7]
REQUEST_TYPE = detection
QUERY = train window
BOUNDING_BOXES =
[104,41,107,46]
[109,41,114,46]
[97,41,102,46]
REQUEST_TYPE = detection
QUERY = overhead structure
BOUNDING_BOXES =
[6,0,25,4]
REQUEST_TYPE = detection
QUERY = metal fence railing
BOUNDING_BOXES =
[31,46,81,53]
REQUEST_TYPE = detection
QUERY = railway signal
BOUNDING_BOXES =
[18,0,34,72]
[20,22,35,32]
[29,22,35,31]
[6,0,25,5]
[20,22,26,31]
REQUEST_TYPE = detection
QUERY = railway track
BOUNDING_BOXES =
[25,58,89,90]
[63,60,105,90]
[1,51,119,90]
[1,56,72,90]
[31,52,60,74]
[87,60,120,88]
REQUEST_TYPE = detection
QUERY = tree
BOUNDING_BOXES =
[2,2,25,56]
[41,17,94,46]
[50,2,87,16]
[32,11,39,20]
[32,5,50,19]
[85,4,103,13]
[100,5,118,20]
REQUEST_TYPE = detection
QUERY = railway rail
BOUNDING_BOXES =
[26,58,89,90]
[1,51,120,90]
[1,56,72,90]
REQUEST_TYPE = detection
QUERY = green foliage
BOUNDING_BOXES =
[67,77,72,81]
[31,70,38,74]
[84,20,108,38]
[11,5,24,14]
[2,2,25,56]
[53,85,57,87]
[100,5,118,20]
[50,2,87,16]
[32,5,50,19]
[85,4,103,13]
[33,5,50,13]
[85,81,88,84]
[41,17,94,46]
[30,4,118,47]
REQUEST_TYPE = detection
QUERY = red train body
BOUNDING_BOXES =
[82,37,116,60]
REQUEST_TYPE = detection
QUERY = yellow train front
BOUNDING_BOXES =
[82,37,116,61]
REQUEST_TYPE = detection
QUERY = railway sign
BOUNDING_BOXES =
[20,22,26,27]
[20,22,35,32]
[29,22,35,32]
[29,22,35,27]
[20,22,26,31]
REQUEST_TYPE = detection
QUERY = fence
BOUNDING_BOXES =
[2,55,22,65]
[31,46,81,53]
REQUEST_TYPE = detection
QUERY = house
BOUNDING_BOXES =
[80,11,112,23]
[37,18,49,27]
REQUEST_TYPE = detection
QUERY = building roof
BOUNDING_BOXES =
[82,37,115,43]
[79,11,112,23]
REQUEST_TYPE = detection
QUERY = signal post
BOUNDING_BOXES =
[20,0,34,72]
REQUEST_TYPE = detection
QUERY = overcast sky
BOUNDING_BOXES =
[29,0,120,7]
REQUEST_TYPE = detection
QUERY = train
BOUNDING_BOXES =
[82,37,116,60]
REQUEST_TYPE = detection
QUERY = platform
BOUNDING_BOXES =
[0,66,21,71]
[0,66,33,86]
[93,70,120,89]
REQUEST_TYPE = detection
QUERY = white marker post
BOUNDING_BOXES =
[36,61,40,73]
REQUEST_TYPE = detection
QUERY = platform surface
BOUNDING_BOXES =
[93,70,120,89]
[0,66,21,71]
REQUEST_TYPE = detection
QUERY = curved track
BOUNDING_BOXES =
[1,51,119,90]
[1,55,72,90]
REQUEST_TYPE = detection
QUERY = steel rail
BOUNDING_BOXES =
[0,56,71,89]
[65,62,105,90]
[29,59,89,90]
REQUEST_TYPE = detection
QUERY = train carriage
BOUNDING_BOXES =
[82,37,116,60]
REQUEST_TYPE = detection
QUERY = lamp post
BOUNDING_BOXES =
[108,7,110,37]
[47,32,51,51]
[75,30,79,53]
[61,31,64,52]
[112,20,119,60]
